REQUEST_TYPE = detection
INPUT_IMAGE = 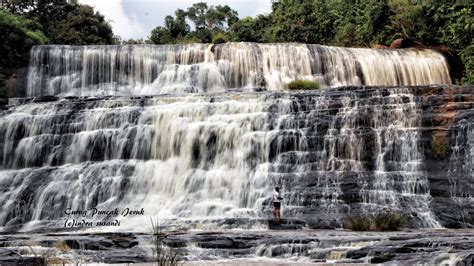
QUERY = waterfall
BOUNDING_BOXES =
[1,86,463,232]
[26,43,451,97]
[1,42,470,232]
[0,95,273,231]
[360,89,440,227]
[447,118,474,227]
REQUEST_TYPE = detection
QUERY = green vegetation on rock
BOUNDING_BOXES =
[344,212,406,231]
[287,80,320,90]
[431,140,450,160]
[374,212,406,231]
[343,215,372,231]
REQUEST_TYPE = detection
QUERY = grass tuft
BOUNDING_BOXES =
[344,212,406,231]
[431,140,449,160]
[287,80,320,90]
[374,212,406,231]
[343,215,372,231]
[150,218,182,265]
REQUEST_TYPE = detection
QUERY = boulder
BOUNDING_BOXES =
[390,38,423,48]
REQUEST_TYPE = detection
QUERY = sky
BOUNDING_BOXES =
[78,0,272,40]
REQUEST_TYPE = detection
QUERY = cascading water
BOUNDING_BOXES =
[359,90,440,227]
[26,43,451,96]
[0,43,471,234]
[1,87,470,232]
[446,118,474,227]
[0,95,274,231]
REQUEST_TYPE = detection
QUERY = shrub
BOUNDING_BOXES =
[212,32,228,44]
[431,140,449,160]
[344,212,406,231]
[177,36,202,44]
[374,212,406,231]
[54,240,70,253]
[287,80,320,90]
[343,215,372,231]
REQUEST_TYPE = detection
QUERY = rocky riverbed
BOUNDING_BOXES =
[0,228,473,264]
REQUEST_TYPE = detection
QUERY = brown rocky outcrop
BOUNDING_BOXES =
[390,38,424,48]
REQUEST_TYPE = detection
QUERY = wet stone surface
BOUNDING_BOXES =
[0,229,472,264]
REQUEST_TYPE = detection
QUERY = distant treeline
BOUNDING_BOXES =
[0,0,472,84]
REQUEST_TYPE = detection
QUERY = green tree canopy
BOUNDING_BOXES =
[1,0,114,45]
[149,2,239,44]
[150,8,190,44]
[0,8,47,68]
[0,8,48,99]
[230,15,272,43]
[47,4,113,45]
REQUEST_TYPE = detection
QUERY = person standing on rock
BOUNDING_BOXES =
[272,187,283,223]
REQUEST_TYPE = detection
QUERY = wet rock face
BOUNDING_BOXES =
[415,87,474,228]
[266,86,474,229]
[0,86,472,231]
[1,67,28,99]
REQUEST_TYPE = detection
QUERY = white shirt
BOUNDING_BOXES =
[272,190,281,203]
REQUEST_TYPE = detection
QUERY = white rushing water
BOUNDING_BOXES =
[447,118,474,227]
[0,95,270,231]
[26,43,451,96]
[0,86,458,232]
[360,89,441,227]
[1,43,469,232]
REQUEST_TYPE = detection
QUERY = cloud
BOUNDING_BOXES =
[79,0,147,39]
[79,0,272,40]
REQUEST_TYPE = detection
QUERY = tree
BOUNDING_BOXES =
[187,2,208,30]
[150,26,173,44]
[422,3,473,84]
[150,8,192,44]
[47,4,113,45]
[149,2,239,44]
[299,0,394,47]
[0,8,48,100]
[0,8,47,68]
[388,0,426,40]
[185,2,239,31]
[186,2,238,43]
[361,0,393,45]
[230,15,272,42]
[2,0,113,45]
[266,0,345,44]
